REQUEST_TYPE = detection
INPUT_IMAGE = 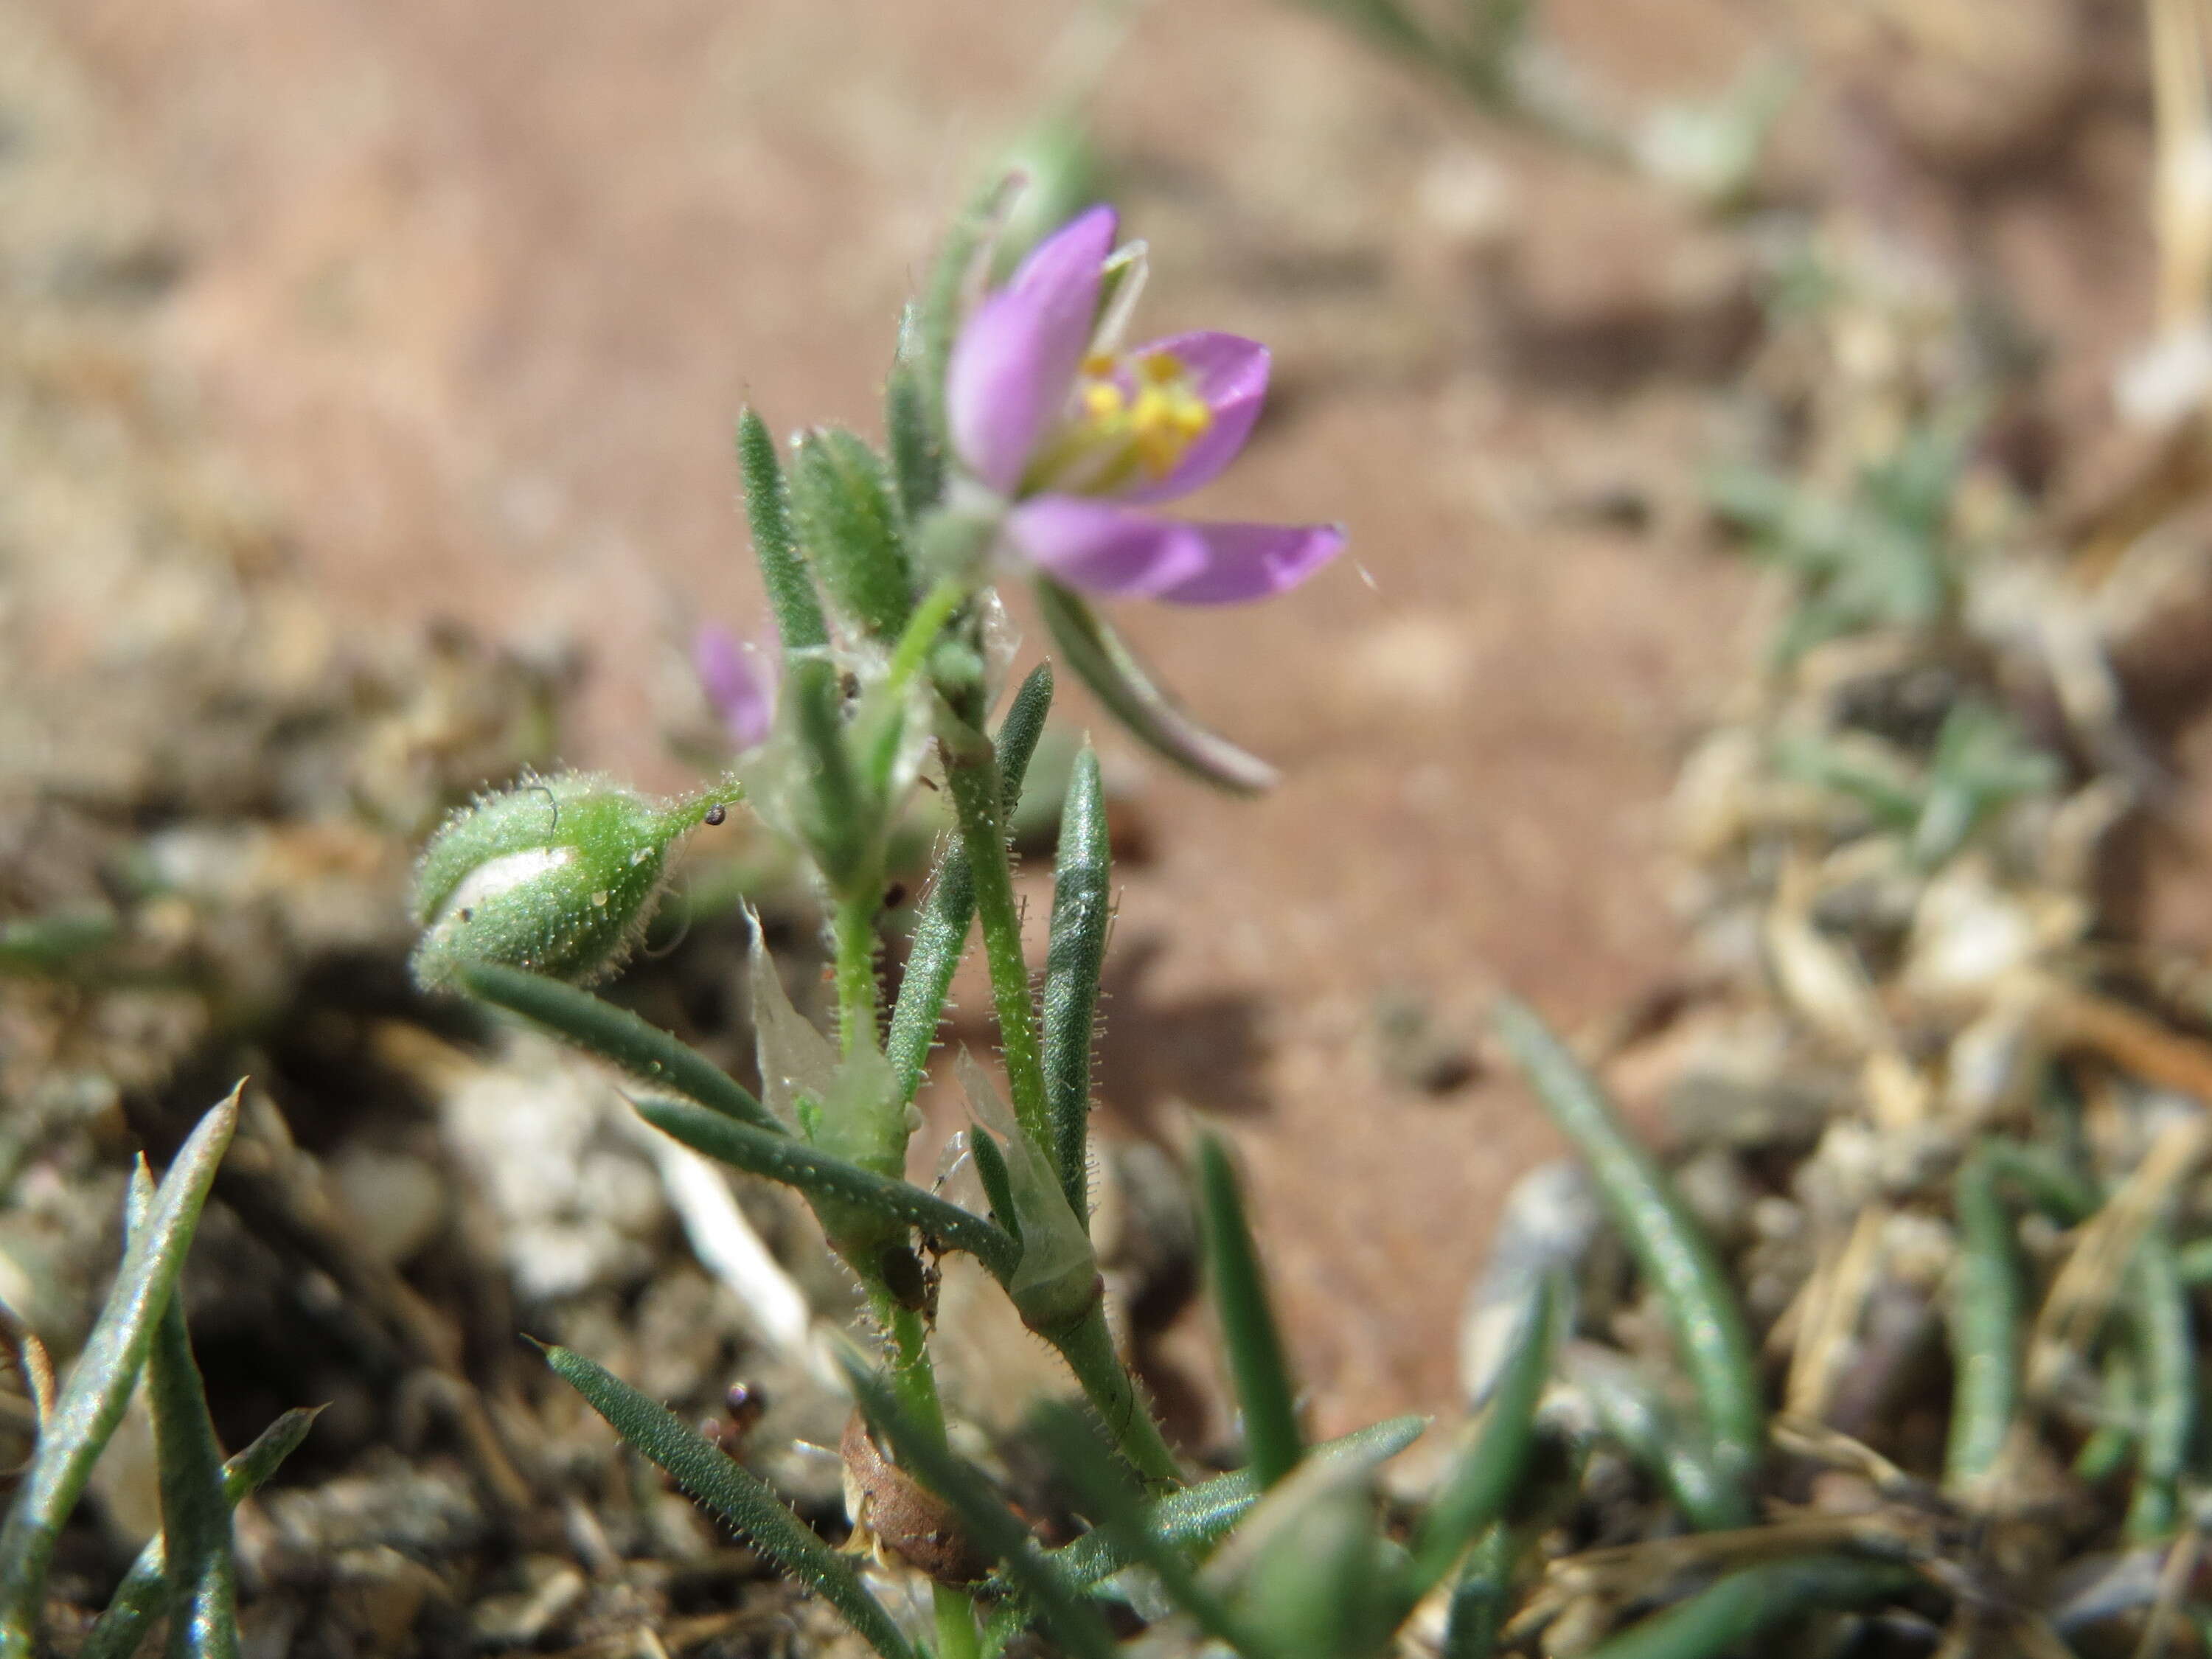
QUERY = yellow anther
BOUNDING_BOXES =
[1082,380,1126,420]
[1138,351,1186,384]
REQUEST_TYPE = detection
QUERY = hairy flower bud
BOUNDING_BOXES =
[411,773,722,989]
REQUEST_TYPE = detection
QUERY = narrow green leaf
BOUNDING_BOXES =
[737,408,829,653]
[1197,1131,1303,1489]
[635,1096,1018,1283]
[842,1357,1116,1659]
[885,358,944,524]
[0,1092,240,1658]
[1050,1414,1429,1588]
[0,911,118,977]
[1032,1403,1279,1658]
[1412,1278,1557,1590]
[2126,1221,2193,1541]
[1580,1555,1913,1659]
[785,654,877,894]
[904,177,1016,451]
[790,428,913,641]
[547,1346,914,1659]
[1493,997,1761,1523]
[146,1293,237,1659]
[81,1410,319,1659]
[1042,745,1110,1222]
[885,662,1053,1104]
[1036,580,1278,793]
[455,961,780,1134]
[1440,1526,1514,1659]
[967,1124,1021,1245]
[1943,1147,2020,1495]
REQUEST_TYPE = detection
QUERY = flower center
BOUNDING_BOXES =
[1026,349,1212,495]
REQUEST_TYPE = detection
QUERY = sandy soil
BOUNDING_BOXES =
[31,0,2171,1434]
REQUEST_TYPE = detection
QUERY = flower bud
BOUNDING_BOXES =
[410,772,718,989]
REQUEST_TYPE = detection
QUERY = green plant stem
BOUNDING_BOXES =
[1046,1304,1181,1489]
[1582,1555,1913,1659]
[834,891,880,1058]
[870,1297,981,1653]
[942,751,1050,1152]
[934,1585,982,1659]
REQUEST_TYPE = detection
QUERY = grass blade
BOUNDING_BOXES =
[1197,1131,1303,1489]
[2126,1220,2193,1541]
[1581,1555,1913,1659]
[886,662,1053,1104]
[842,1355,1116,1659]
[456,961,781,1133]
[634,1096,1018,1282]
[546,1345,914,1659]
[1412,1278,1557,1590]
[737,408,829,653]
[1440,1525,1515,1659]
[1051,1414,1429,1589]
[146,1295,237,1659]
[1944,1146,2020,1495]
[81,1410,318,1659]
[0,1097,242,1655]
[1492,997,1761,1523]
[1032,1403,1279,1658]
[1041,745,1110,1222]
[0,1090,239,1658]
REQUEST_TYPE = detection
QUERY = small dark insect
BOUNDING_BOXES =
[457,908,474,922]
[723,1381,768,1437]
[879,1243,933,1315]
[700,1380,769,1451]
[883,880,908,909]
[703,803,728,826]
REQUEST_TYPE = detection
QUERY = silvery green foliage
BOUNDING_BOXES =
[411,772,720,989]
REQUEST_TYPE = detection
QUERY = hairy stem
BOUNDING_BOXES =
[942,753,1050,1152]
[1048,1304,1182,1489]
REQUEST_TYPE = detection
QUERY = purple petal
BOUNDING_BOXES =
[1004,496,1211,598]
[694,623,776,751]
[1113,332,1271,504]
[946,205,1119,493]
[1155,521,1347,605]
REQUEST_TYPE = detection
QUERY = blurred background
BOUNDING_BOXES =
[11,0,2212,1638]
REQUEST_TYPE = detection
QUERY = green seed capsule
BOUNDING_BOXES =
[411,773,719,989]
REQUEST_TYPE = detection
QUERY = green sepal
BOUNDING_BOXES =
[1035,579,1279,793]
[790,427,914,641]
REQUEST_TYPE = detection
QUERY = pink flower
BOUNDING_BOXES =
[692,623,776,753]
[945,205,1343,605]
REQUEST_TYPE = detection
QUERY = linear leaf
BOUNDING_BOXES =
[1493,997,1761,1523]
[843,1357,1116,1659]
[886,661,1053,1103]
[80,1410,318,1659]
[737,408,830,653]
[546,1346,914,1659]
[146,1294,237,1659]
[1051,1416,1429,1588]
[0,1091,240,1657]
[456,962,780,1133]
[634,1096,1018,1282]
[1412,1278,1557,1590]
[1042,745,1110,1221]
[1197,1132,1302,1489]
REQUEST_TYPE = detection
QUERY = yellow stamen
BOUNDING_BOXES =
[1026,349,1215,494]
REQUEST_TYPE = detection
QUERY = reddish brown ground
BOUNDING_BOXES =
[36,0,2167,1433]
